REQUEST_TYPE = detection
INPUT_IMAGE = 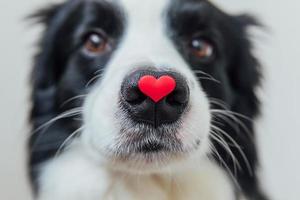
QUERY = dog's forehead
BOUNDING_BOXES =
[111,0,171,20]
[104,0,208,25]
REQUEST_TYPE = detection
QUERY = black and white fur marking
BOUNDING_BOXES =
[28,0,268,199]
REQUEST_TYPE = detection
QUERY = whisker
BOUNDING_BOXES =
[197,76,220,84]
[211,125,253,176]
[212,109,253,122]
[211,109,252,138]
[60,94,87,108]
[193,70,221,83]
[32,107,83,135]
[209,98,253,139]
[73,117,83,121]
[209,98,253,122]
[210,130,242,172]
[209,98,228,109]
[86,74,104,88]
[211,118,239,146]
[55,126,84,157]
[93,68,105,75]
[30,107,83,153]
[208,143,240,188]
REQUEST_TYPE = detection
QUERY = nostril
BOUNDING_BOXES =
[128,95,147,105]
[166,93,184,107]
[122,86,147,105]
[166,84,189,107]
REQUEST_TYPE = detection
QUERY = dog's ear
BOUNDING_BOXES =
[29,3,64,121]
[29,4,64,25]
[28,2,83,191]
[222,15,269,200]
[227,14,262,118]
[29,1,81,120]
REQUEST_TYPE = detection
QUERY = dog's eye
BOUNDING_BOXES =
[190,38,214,60]
[84,32,107,54]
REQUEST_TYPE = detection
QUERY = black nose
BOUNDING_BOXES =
[120,69,189,127]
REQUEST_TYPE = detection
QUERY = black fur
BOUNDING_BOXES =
[28,0,268,199]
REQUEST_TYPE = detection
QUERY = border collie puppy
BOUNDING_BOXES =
[28,0,268,199]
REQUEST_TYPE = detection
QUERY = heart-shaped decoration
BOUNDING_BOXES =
[138,75,176,103]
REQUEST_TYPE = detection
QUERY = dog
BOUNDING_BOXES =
[28,0,269,199]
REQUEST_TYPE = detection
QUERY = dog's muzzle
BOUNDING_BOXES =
[120,68,190,127]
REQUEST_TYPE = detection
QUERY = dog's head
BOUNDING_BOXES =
[30,0,261,184]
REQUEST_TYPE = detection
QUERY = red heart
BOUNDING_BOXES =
[138,75,176,103]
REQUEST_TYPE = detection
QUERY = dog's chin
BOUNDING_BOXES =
[106,152,191,174]
[101,122,202,174]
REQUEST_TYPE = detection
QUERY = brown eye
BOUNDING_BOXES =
[190,38,214,59]
[84,32,107,54]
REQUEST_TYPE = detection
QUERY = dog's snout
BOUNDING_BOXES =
[120,69,189,127]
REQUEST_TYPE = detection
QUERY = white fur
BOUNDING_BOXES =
[38,142,235,200]
[38,0,235,199]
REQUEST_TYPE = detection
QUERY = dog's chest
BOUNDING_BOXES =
[109,165,235,200]
[38,148,235,200]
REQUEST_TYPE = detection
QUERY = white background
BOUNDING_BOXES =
[0,0,299,199]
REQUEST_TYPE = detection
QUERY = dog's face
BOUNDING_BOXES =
[30,0,261,180]
[82,0,213,172]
